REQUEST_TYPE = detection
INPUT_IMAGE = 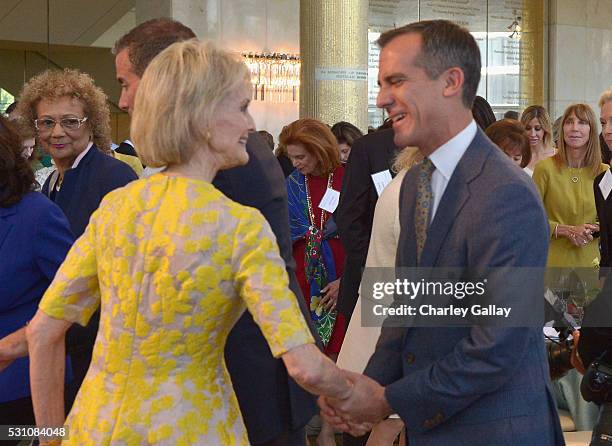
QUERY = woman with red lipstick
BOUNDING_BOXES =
[15,69,137,412]
[520,105,555,176]
[281,118,346,446]
[16,69,138,239]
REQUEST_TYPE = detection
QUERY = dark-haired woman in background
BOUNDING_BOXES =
[472,95,496,131]
[0,116,73,445]
[485,118,531,171]
[331,121,364,164]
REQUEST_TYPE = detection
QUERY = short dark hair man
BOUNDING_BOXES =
[322,20,564,445]
[113,18,317,446]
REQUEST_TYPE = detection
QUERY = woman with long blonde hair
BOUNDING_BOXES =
[521,105,555,175]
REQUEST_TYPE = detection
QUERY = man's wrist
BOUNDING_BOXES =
[378,385,394,419]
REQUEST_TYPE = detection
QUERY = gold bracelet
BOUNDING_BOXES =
[554,224,559,239]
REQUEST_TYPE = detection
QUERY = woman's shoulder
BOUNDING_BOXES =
[16,191,60,214]
[9,192,70,232]
[534,156,556,171]
[92,147,138,177]
[532,156,557,179]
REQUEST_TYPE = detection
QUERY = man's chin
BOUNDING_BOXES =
[392,132,412,149]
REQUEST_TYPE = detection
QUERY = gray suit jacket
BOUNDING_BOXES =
[364,129,565,446]
[218,132,317,445]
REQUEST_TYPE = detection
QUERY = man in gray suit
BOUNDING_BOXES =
[321,20,564,445]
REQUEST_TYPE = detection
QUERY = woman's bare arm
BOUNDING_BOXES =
[26,310,72,435]
[282,343,352,399]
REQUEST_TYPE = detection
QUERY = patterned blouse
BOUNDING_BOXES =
[39,174,314,445]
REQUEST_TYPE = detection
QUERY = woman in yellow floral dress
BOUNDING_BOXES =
[25,40,356,446]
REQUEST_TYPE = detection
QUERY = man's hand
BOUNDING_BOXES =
[319,370,393,424]
[318,394,373,437]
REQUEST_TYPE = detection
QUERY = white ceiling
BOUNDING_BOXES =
[0,0,135,47]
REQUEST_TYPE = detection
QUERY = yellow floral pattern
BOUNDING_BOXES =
[40,174,314,445]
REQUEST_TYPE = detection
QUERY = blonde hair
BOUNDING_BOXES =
[131,39,251,167]
[599,87,612,108]
[554,103,602,175]
[392,146,422,173]
[17,69,111,153]
[520,105,554,152]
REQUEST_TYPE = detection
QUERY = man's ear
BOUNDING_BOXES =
[441,67,465,99]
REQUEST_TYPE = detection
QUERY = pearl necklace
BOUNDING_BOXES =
[305,172,334,230]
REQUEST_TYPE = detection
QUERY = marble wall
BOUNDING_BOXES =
[549,0,612,120]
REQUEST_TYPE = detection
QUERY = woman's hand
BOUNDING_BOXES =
[0,327,28,372]
[320,279,341,311]
[561,224,598,247]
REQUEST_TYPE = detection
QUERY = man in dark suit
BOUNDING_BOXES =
[336,128,398,323]
[321,20,564,445]
[113,19,317,445]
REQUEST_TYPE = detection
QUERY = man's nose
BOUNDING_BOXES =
[376,86,392,110]
[118,91,130,113]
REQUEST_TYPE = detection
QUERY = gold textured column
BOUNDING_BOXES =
[300,0,368,131]
[520,0,545,107]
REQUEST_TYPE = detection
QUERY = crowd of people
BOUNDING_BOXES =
[0,16,611,446]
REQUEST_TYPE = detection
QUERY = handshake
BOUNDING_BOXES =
[317,369,395,437]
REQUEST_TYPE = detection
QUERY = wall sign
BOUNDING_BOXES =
[315,68,368,82]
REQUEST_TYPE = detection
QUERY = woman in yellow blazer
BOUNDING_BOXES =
[532,103,606,432]
[533,103,608,268]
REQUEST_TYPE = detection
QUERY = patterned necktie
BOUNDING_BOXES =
[415,157,435,264]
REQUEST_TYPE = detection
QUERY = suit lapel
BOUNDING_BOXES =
[420,130,491,267]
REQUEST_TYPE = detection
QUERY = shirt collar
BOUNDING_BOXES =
[72,142,93,169]
[428,120,477,181]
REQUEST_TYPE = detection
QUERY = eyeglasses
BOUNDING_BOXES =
[34,116,88,132]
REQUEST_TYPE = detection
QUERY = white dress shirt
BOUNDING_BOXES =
[428,120,477,222]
